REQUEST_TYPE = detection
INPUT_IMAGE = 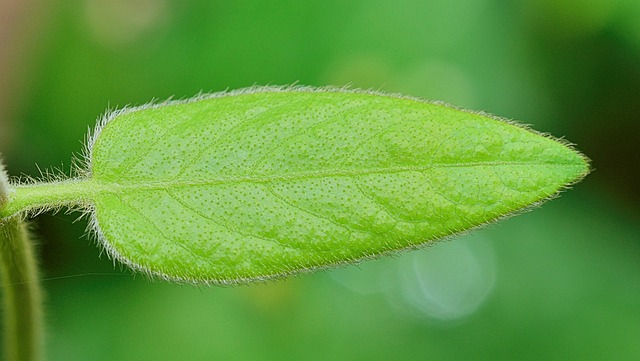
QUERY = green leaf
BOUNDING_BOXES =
[3,87,590,284]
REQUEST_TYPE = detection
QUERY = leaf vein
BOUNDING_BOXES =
[114,194,218,268]
[99,162,578,190]
[173,98,302,178]
[115,118,192,178]
[262,182,359,237]
[336,122,398,169]
[248,102,362,172]
[163,189,305,253]
[349,175,423,225]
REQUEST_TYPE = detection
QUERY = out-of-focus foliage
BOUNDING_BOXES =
[0,1,638,360]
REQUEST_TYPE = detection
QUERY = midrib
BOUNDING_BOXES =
[1,160,581,219]
[96,161,580,190]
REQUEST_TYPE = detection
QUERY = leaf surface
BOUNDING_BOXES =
[87,87,589,283]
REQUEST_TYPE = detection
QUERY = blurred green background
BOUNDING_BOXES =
[1,0,639,360]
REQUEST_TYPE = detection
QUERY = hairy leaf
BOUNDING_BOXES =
[4,87,590,284]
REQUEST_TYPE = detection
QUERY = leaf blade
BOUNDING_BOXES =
[88,87,589,283]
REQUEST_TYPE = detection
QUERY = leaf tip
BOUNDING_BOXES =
[557,138,593,186]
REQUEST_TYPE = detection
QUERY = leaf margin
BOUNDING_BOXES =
[82,85,591,285]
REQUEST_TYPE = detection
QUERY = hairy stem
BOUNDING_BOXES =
[0,178,95,219]
[0,217,44,361]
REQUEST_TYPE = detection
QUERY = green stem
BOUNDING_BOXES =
[0,179,96,219]
[0,216,43,361]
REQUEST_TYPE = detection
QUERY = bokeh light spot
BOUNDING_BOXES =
[387,233,496,323]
